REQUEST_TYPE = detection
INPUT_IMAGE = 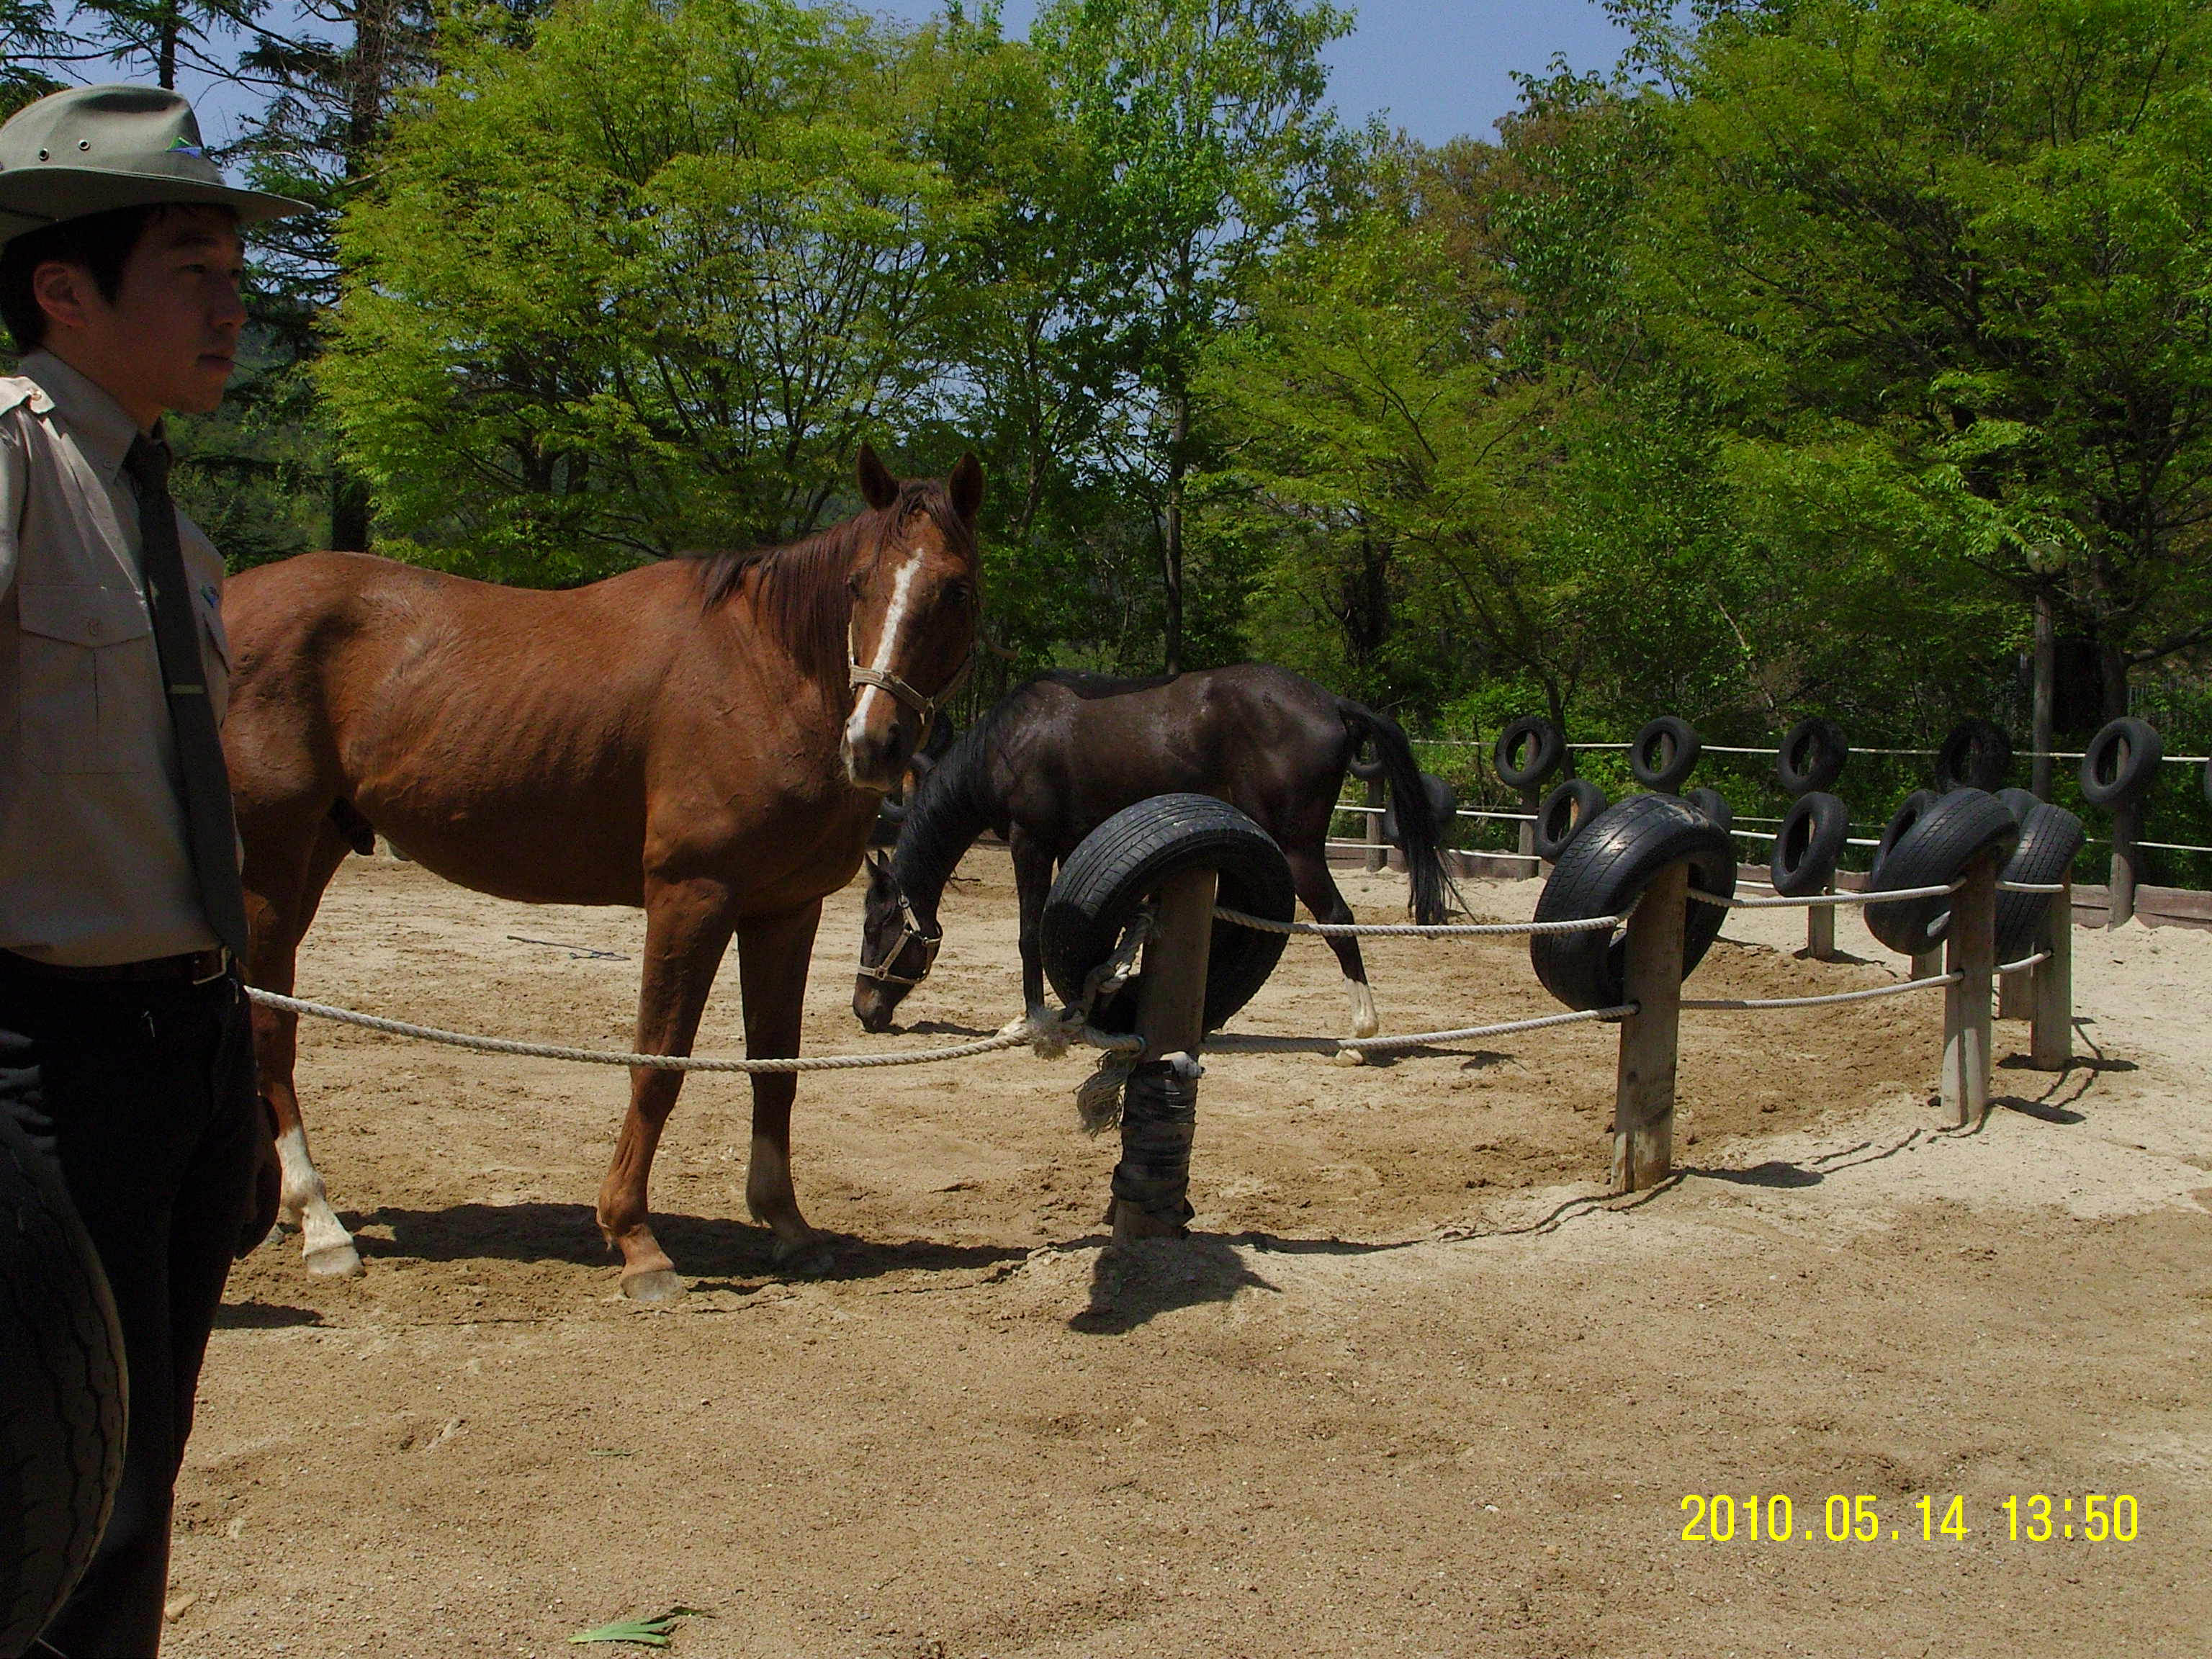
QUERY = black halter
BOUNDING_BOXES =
[858,880,943,987]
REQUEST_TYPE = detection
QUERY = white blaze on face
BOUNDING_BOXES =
[845,547,929,751]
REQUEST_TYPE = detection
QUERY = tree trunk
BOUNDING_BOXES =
[330,471,371,552]
[158,6,178,89]
[2031,586,2056,799]
[2098,629,2129,723]
[1161,391,1187,675]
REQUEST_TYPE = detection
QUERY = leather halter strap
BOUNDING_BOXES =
[847,606,974,745]
[858,884,943,986]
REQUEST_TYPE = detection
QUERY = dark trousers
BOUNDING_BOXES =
[0,965,269,1659]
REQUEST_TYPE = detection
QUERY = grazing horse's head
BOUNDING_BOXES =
[853,850,935,1031]
[840,444,984,793]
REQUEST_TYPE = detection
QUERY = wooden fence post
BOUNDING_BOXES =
[1517,786,1541,879]
[1912,945,1944,983]
[2108,801,2141,928]
[1364,777,1388,874]
[1613,861,1686,1193]
[1806,891,1836,961]
[2030,873,2074,1072]
[1997,953,2031,1021]
[1940,853,1999,1128]
[1111,865,1217,1245]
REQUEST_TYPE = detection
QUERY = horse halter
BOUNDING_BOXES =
[858,882,943,987]
[848,642,973,747]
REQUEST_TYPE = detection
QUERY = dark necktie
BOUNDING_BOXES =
[122,433,251,960]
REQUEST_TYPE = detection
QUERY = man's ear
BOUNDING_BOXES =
[949,451,984,523]
[30,259,94,337]
[857,441,899,511]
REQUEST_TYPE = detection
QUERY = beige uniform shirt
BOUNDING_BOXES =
[1,349,233,966]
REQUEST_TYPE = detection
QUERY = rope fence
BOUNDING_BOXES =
[1680,972,1961,1012]
[1207,1004,1635,1056]
[1211,905,1622,939]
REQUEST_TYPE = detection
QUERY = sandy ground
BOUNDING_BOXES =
[165,850,2211,1657]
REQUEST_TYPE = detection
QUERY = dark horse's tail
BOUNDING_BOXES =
[1338,701,1449,925]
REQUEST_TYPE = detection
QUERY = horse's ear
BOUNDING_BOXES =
[857,442,899,511]
[949,451,984,524]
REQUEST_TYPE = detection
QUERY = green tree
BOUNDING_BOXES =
[1637,0,2212,727]
[1033,0,1352,671]
[320,0,974,580]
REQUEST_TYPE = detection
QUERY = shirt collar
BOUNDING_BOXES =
[18,349,161,481]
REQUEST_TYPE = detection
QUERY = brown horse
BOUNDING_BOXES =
[222,446,982,1300]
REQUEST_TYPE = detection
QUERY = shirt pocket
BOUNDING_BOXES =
[16,582,161,774]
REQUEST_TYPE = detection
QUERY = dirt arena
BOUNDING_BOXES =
[168,850,2211,1655]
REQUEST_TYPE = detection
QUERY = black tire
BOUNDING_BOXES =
[1,1075,127,1659]
[1768,791,1849,897]
[1683,786,1732,839]
[1936,718,2012,793]
[1382,772,1457,847]
[1776,716,1848,795]
[2078,716,2162,808]
[1529,795,1739,1012]
[1996,786,2041,826]
[1995,802,2085,963]
[1041,793,1296,1036]
[1534,778,1606,863]
[1863,788,2020,956]
[1493,716,1565,791]
[1346,734,1388,783]
[1870,789,1941,884]
[1628,716,1700,793]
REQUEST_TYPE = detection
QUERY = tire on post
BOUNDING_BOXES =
[1871,789,1941,881]
[1529,794,1739,1011]
[1863,789,2020,956]
[1995,802,2085,963]
[2078,716,2162,808]
[1492,716,1565,791]
[1768,791,1849,898]
[1936,719,2013,793]
[1382,771,1457,848]
[1534,778,1607,863]
[1628,716,1701,793]
[1776,716,1848,795]
[1683,786,1732,840]
[1041,793,1295,1037]
[1,1090,127,1658]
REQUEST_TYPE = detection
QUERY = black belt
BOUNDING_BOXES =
[0,947,233,986]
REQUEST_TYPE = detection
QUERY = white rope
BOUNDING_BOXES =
[1459,808,1539,822]
[1697,743,1778,755]
[1689,881,1959,909]
[1997,879,2067,894]
[1997,951,2052,975]
[1212,905,1622,938]
[1565,742,1632,750]
[1205,1003,1635,1056]
[1681,973,1961,1011]
[247,989,1141,1073]
[2125,839,2212,854]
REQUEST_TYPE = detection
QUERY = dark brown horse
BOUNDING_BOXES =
[852,665,1450,1043]
[223,447,982,1299]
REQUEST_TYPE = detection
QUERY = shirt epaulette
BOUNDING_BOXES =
[0,376,56,420]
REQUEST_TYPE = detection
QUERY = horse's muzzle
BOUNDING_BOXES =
[840,717,909,794]
[853,976,904,1032]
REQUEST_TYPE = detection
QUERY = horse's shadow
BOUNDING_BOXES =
[347,1201,1025,1285]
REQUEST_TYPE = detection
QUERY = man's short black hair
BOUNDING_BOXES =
[0,204,159,353]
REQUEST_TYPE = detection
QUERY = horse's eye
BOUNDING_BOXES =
[848,573,865,598]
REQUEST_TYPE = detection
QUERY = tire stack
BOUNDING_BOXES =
[1772,716,1851,901]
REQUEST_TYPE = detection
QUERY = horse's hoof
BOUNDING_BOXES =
[1331,1046,1369,1067]
[773,1238,835,1280]
[304,1241,364,1277]
[621,1267,687,1303]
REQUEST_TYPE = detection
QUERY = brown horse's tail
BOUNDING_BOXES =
[1338,701,1449,925]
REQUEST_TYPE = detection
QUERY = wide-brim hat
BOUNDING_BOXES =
[0,84,311,246]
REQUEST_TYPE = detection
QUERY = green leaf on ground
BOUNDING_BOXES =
[570,1606,711,1647]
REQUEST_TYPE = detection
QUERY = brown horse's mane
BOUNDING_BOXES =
[685,480,970,688]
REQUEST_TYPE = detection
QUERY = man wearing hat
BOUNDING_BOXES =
[0,84,309,1655]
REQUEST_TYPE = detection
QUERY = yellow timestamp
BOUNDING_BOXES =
[1678,1493,2140,1543]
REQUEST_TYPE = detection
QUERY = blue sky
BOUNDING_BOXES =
[963,1,1633,145]
[108,1,1635,150]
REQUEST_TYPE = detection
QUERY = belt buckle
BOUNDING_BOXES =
[190,947,232,986]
